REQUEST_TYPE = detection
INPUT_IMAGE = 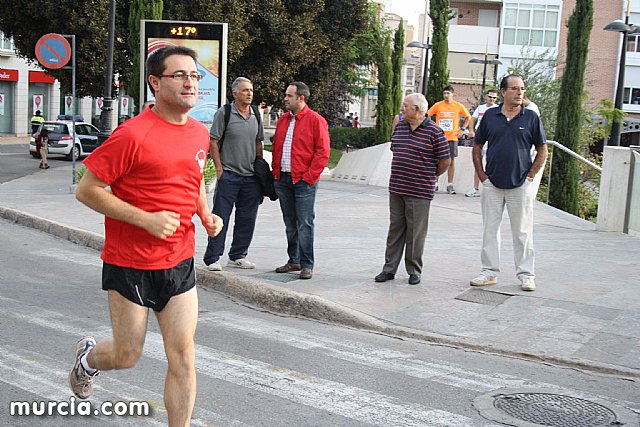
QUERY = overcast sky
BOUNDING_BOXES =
[382,0,428,31]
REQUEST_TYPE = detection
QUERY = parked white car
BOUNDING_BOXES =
[29,116,101,160]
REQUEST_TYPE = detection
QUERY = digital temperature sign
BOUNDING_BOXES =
[140,20,228,128]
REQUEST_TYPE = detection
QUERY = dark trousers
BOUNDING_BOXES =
[203,171,262,265]
[274,173,318,269]
[383,192,431,275]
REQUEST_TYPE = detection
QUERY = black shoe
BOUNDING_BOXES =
[374,271,395,282]
[408,274,421,285]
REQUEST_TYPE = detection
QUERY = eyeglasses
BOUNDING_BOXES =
[158,72,203,82]
[487,96,498,99]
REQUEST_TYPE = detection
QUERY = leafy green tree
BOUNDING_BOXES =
[391,20,405,115]
[548,0,593,215]
[0,0,129,96]
[426,0,450,107]
[1,0,367,120]
[507,47,561,139]
[128,0,163,112]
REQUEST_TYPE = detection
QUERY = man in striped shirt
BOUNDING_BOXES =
[374,93,451,285]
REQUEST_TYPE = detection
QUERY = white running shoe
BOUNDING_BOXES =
[465,188,480,197]
[470,272,498,286]
[446,184,456,194]
[205,262,222,271]
[68,336,99,399]
[520,276,536,291]
[227,258,256,269]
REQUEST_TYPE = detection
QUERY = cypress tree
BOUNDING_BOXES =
[391,20,405,115]
[375,32,394,144]
[128,0,163,114]
[548,0,593,215]
[426,0,450,107]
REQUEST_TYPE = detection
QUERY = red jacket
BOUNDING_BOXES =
[271,105,330,185]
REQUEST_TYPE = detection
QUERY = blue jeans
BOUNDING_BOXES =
[274,173,318,269]
[203,171,262,265]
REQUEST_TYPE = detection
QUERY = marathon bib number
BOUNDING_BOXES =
[439,119,454,131]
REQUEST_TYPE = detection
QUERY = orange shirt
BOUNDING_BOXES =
[428,100,470,142]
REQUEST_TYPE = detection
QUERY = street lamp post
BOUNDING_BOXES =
[468,53,502,100]
[99,0,116,140]
[604,9,639,146]
[407,40,431,96]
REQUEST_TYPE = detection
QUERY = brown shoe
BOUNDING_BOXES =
[275,263,301,273]
[299,268,313,280]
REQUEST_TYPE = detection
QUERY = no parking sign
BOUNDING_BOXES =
[35,33,71,69]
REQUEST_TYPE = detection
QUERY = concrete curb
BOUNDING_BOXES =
[2,206,639,380]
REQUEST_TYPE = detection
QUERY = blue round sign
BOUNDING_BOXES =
[35,33,71,70]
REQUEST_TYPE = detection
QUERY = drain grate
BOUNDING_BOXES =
[251,272,300,283]
[455,288,511,306]
[493,392,618,426]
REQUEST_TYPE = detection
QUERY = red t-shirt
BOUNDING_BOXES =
[83,109,209,269]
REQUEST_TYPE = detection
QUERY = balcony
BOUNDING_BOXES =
[448,24,500,54]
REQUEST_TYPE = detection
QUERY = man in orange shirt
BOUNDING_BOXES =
[428,86,471,194]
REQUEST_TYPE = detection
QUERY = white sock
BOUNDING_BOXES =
[80,353,99,376]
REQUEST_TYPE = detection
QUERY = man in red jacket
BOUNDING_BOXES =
[271,81,330,280]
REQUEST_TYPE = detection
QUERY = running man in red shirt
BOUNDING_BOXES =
[69,46,223,427]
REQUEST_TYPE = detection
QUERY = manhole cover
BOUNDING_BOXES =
[251,272,300,283]
[493,392,618,426]
[455,288,511,305]
[474,389,636,427]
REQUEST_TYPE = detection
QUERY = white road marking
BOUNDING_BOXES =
[0,295,494,426]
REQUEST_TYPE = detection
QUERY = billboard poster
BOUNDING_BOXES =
[141,21,228,128]
[33,94,44,114]
[121,96,130,116]
[64,96,74,115]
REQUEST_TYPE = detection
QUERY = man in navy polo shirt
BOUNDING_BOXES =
[374,93,450,285]
[470,75,548,291]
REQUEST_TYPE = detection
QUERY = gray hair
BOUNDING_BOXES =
[408,93,428,113]
[231,77,252,92]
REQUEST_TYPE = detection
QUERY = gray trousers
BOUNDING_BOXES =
[383,192,431,275]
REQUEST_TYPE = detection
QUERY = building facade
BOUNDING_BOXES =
[408,0,637,139]
[0,31,126,137]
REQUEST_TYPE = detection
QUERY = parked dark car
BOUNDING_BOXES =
[30,116,101,160]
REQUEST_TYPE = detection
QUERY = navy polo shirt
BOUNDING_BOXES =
[474,104,546,189]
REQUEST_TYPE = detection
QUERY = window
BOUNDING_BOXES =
[502,3,560,47]
[627,35,640,53]
[0,31,14,50]
[622,87,640,105]
[406,67,415,84]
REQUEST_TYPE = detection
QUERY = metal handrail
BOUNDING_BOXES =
[546,140,602,173]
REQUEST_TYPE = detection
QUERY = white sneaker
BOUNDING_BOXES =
[227,258,256,269]
[470,272,497,286]
[446,184,456,194]
[465,188,480,197]
[205,262,222,271]
[520,276,536,291]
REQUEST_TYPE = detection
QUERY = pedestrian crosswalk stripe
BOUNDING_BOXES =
[0,295,486,426]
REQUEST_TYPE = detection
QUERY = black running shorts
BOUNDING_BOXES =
[102,258,196,312]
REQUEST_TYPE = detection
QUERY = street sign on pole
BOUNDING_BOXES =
[35,33,71,70]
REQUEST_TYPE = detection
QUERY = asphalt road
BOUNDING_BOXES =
[0,143,74,184]
[1,219,638,426]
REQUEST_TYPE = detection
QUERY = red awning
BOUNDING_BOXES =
[29,70,56,84]
[0,68,19,82]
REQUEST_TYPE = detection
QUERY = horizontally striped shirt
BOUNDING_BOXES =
[389,118,449,200]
